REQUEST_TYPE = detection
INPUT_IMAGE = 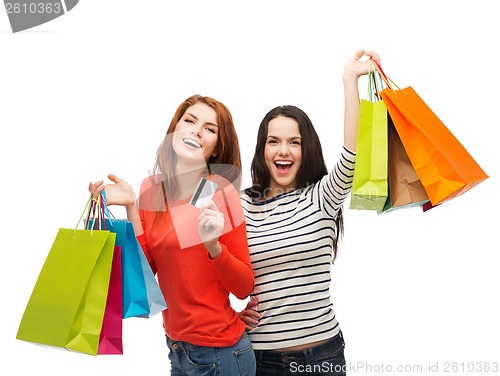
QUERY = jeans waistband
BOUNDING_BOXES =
[254,331,344,364]
[166,331,249,351]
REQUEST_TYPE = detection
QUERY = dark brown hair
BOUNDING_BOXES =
[246,105,344,260]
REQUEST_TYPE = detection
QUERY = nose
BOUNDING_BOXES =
[278,143,290,156]
[189,124,202,137]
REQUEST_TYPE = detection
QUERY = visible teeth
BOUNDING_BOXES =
[275,161,292,165]
[183,138,201,148]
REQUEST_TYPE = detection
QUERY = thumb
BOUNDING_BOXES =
[108,173,121,184]
[354,49,365,60]
[246,296,258,309]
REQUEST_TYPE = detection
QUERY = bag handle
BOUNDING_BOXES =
[75,195,103,234]
[101,190,116,221]
[75,195,93,234]
[79,192,111,233]
[369,58,403,94]
[367,61,385,102]
[89,194,105,231]
[77,189,122,234]
[373,62,385,97]
[367,63,374,100]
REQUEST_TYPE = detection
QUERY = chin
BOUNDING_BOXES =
[274,177,295,190]
[175,146,204,160]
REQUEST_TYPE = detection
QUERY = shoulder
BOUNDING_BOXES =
[139,174,163,193]
[208,163,241,191]
[138,175,164,211]
[210,174,240,205]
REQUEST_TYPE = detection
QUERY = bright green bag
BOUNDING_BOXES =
[16,196,116,355]
[350,64,389,211]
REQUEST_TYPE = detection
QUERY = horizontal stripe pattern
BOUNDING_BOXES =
[241,147,355,350]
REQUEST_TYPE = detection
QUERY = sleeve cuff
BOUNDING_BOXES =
[136,232,147,249]
[209,243,229,266]
[343,145,356,157]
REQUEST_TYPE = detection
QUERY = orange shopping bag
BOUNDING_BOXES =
[372,60,488,206]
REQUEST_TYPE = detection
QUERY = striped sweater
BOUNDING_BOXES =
[240,147,356,350]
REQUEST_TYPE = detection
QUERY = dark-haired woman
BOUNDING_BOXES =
[239,50,380,376]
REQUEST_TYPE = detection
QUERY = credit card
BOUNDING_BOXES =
[189,177,218,208]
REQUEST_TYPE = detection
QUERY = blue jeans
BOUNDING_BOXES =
[254,331,346,376]
[167,332,256,376]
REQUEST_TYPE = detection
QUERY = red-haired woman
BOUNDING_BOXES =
[90,94,255,376]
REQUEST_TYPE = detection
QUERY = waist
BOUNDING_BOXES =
[254,331,345,363]
[167,330,249,349]
[164,308,246,347]
[272,338,331,352]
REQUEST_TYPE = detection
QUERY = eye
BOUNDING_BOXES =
[291,140,301,146]
[184,119,194,124]
[206,127,216,134]
[267,139,278,144]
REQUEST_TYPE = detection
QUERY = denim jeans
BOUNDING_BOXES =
[254,331,346,376]
[167,332,256,376]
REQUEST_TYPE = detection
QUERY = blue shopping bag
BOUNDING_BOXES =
[110,219,150,318]
[136,238,168,318]
[87,194,167,319]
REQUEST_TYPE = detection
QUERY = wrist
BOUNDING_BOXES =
[343,68,361,82]
[125,202,136,211]
[205,241,222,259]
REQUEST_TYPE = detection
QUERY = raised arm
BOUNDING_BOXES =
[343,49,381,151]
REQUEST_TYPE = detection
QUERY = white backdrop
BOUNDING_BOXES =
[1,1,499,375]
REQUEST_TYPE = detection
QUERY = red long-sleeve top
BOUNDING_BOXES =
[136,175,254,347]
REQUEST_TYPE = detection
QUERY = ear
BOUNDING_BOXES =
[211,145,220,158]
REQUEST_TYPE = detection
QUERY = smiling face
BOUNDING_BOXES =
[264,115,303,197]
[172,102,219,172]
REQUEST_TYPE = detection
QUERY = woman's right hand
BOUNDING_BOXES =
[344,49,381,79]
[88,173,136,207]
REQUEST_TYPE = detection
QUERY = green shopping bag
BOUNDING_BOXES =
[16,196,116,355]
[350,64,389,211]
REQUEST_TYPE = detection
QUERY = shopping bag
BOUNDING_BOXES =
[371,60,488,206]
[16,196,116,355]
[111,219,150,318]
[98,245,123,354]
[97,192,167,318]
[350,66,389,210]
[378,115,429,213]
[135,240,168,318]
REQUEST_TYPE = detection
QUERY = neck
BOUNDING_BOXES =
[264,185,295,200]
[174,164,209,201]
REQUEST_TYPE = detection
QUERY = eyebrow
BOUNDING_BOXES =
[185,112,218,127]
[267,135,302,140]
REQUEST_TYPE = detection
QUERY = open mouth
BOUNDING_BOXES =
[275,160,293,174]
[183,138,202,149]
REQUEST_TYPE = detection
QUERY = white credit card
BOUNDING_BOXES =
[189,177,218,208]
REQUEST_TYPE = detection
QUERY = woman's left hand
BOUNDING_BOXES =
[344,49,381,78]
[239,296,260,331]
[198,200,225,258]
